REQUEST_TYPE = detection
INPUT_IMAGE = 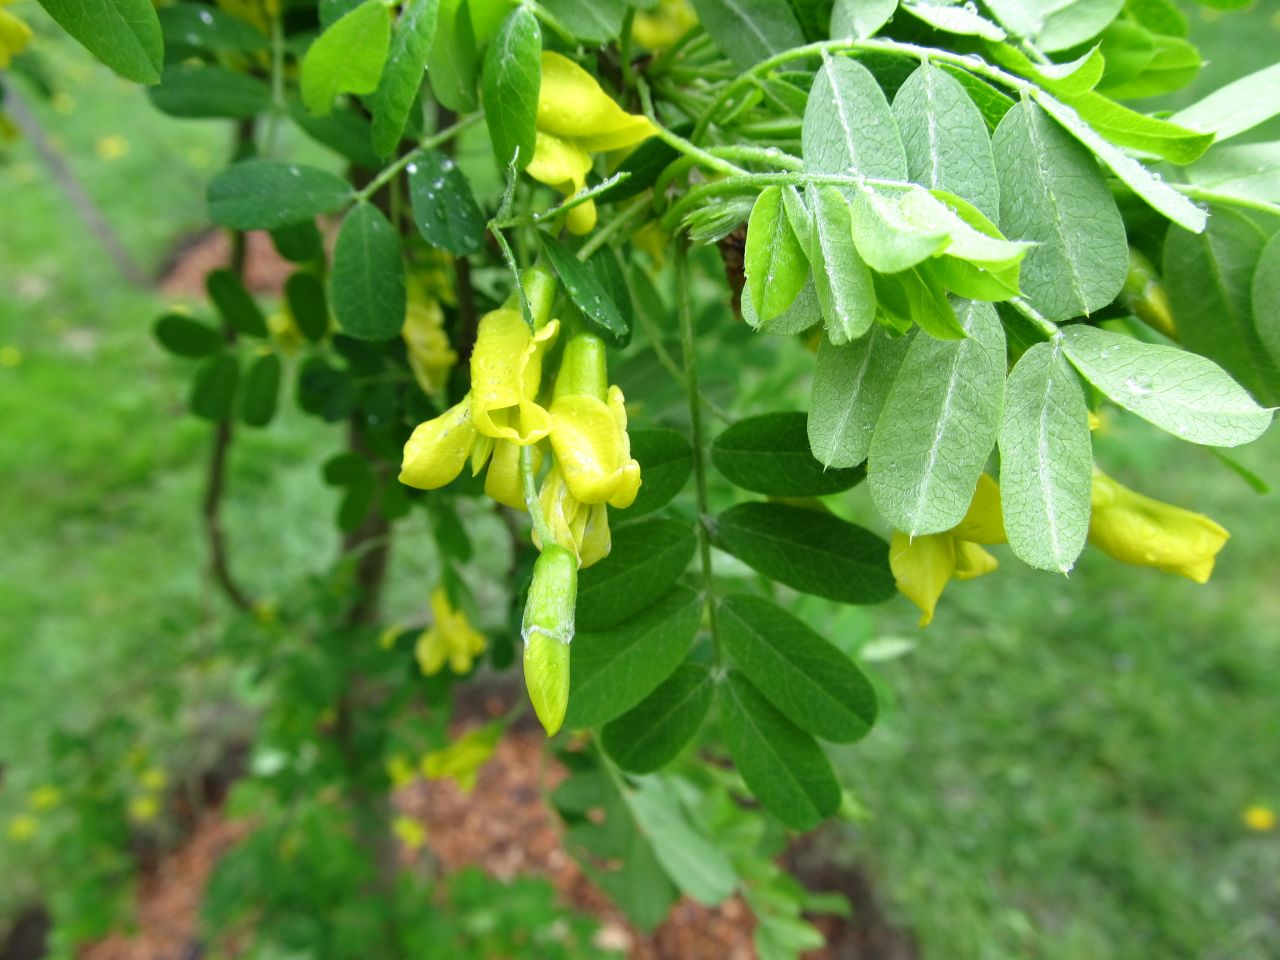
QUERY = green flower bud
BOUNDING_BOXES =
[1122,249,1177,340]
[554,331,609,402]
[522,545,577,736]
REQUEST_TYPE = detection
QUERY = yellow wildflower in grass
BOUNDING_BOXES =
[94,135,129,160]
[890,474,1004,627]
[402,297,456,398]
[527,52,656,235]
[0,1,32,69]
[414,586,486,677]
[420,723,503,791]
[128,794,160,822]
[1243,805,1276,832]
[392,815,427,851]
[29,786,62,811]
[632,0,698,49]
[7,814,37,842]
[1088,469,1228,583]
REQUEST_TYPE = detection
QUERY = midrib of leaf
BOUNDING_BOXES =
[727,682,820,812]
[818,336,877,468]
[824,58,859,172]
[728,519,874,572]
[1035,344,1065,569]
[613,675,708,755]
[720,0,780,58]
[1022,106,1090,315]
[922,68,944,188]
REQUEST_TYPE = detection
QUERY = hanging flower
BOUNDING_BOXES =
[471,307,560,443]
[1088,469,1228,583]
[890,474,1004,627]
[402,297,456,398]
[632,0,698,50]
[527,52,657,235]
[401,394,477,491]
[420,723,503,792]
[392,815,428,851]
[535,462,612,568]
[414,586,486,676]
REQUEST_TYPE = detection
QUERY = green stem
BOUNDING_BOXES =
[637,77,746,177]
[355,114,483,201]
[619,7,637,91]
[674,243,721,663]
[576,200,650,261]
[521,445,556,548]
[659,170,904,231]
[1010,298,1062,340]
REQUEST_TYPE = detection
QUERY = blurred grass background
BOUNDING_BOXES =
[1,2,1279,958]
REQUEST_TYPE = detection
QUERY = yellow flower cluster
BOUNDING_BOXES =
[632,0,699,50]
[402,261,459,399]
[414,586,486,677]
[5,784,63,843]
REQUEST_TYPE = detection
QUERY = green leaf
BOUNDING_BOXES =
[408,150,486,255]
[803,56,906,180]
[369,0,441,157]
[688,0,804,67]
[845,187,949,275]
[623,776,737,906]
[986,41,1105,100]
[206,269,268,338]
[602,663,713,773]
[984,0,1123,52]
[998,340,1092,573]
[901,1,1006,41]
[893,63,1000,221]
[426,0,478,112]
[1100,31,1200,100]
[808,326,914,469]
[330,203,406,340]
[719,593,877,743]
[744,187,808,323]
[189,353,239,421]
[627,428,693,518]
[1252,233,1280,375]
[1060,325,1273,447]
[874,267,966,340]
[576,518,697,629]
[565,586,702,729]
[1164,209,1279,405]
[537,233,630,347]
[240,352,282,428]
[719,672,840,831]
[1186,142,1280,207]
[539,0,627,41]
[830,0,896,39]
[992,100,1127,320]
[288,101,382,169]
[869,299,1006,536]
[807,186,875,344]
[284,271,330,342]
[300,0,392,116]
[712,411,865,497]
[153,314,225,357]
[270,220,325,263]
[482,6,541,170]
[714,502,894,605]
[148,64,270,118]
[208,160,354,230]
[742,275,822,337]
[36,0,163,83]
[1170,62,1280,144]
[1067,92,1213,165]
[157,5,267,53]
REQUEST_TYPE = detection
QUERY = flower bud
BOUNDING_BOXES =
[1122,249,1177,340]
[522,545,577,736]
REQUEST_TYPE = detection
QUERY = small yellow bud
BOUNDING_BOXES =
[522,545,577,736]
[7,814,37,842]
[392,815,427,851]
[1243,805,1276,832]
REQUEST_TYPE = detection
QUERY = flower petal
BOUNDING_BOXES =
[400,396,476,490]
[471,309,559,444]
[537,52,656,152]
[951,473,1006,544]
[890,531,956,628]
[550,392,641,506]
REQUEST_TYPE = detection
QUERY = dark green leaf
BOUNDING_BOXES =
[300,0,392,116]
[538,232,630,347]
[36,0,163,83]
[603,663,713,773]
[539,0,627,42]
[153,314,225,357]
[288,101,382,169]
[240,352,281,427]
[566,586,702,729]
[719,672,840,831]
[1252,233,1280,376]
[576,517,697,629]
[719,593,877,743]
[285,272,331,342]
[206,268,268,338]
[157,5,267,54]
[482,6,540,170]
[627,428,693,518]
[714,502,894,605]
[297,357,358,421]
[331,203,406,340]
[270,220,325,263]
[148,64,270,118]
[596,135,680,205]
[688,0,804,67]
[408,149,486,255]
[189,353,240,421]
[370,0,440,157]
[586,248,634,336]
[712,411,865,497]
[208,160,354,230]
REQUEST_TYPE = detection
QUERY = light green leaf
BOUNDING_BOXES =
[688,0,804,67]
[998,340,1092,573]
[741,275,822,336]
[1095,21,1154,89]
[539,0,627,41]
[830,0,897,38]
[300,0,392,116]
[565,586,702,729]
[719,593,877,743]
[330,203,406,340]
[719,672,840,831]
[846,187,949,274]
[804,56,906,179]
[602,664,713,773]
[992,100,1127,320]
[984,0,1123,52]
[902,1,1005,41]
[869,299,1006,536]
[623,776,737,906]
[806,186,875,343]
[873,267,966,340]
[745,187,809,322]
[1068,92,1213,165]
[1186,142,1280,207]
[712,411,866,497]
[987,41,1105,99]
[36,0,163,83]
[149,64,270,118]
[1164,209,1279,405]
[808,326,914,469]
[1060,324,1273,447]
[1171,62,1280,144]
[713,502,895,605]
[1252,233,1280,373]
[408,149,486,255]
[369,0,441,157]
[482,6,541,170]
[893,63,1000,220]
[1100,33,1200,100]
[426,0,478,111]
[576,517,696,629]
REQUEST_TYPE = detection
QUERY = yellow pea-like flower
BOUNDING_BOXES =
[536,463,612,568]
[1088,470,1228,583]
[414,587,486,676]
[527,52,657,234]
[421,723,502,792]
[483,439,538,511]
[28,785,62,811]
[0,4,33,69]
[386,754,417,789]
[402,298,457,398]
[392,815,428,850]
[471,308,560,444]
[632,0,698,50]
[400,394,478,490]
[7,814,37,842]
[890,474,1003,627]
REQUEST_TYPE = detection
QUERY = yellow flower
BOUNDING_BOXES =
[386,754,417,789]
[1243,805,1276,832]
[29,786,62,811]
[890,474,1004,627]
[632,0,698,50]
[401,394,478,490]
[0,3,32,69]
[471,308,559,443]
[392,815,428,851]
[128,794,160,822]
[402,298,457,398]
[95,135,129,160]
[420,723,502,791]
[483,438,537,511]
[535,463,612,568]
[414,586,486,676]
[527,52,657,234]
[267,309,305,354]
[1088,470,1228,583]
[7,814,37,842]
[139,767,168,792]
